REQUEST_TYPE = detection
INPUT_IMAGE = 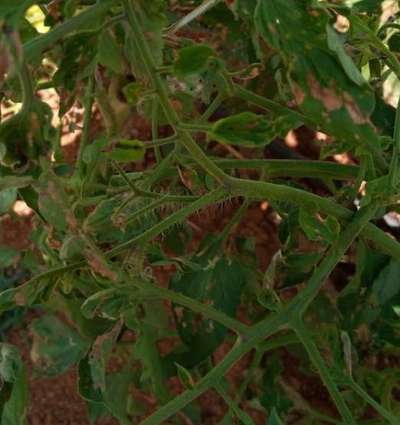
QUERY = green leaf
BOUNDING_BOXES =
[209,112,272,147]
[78,357,109,424]
[98,29,125,74]
[175,363,195,389]
[30,315,90,376]
[268,408,284,425]
[0,188,17,214]
[107,139,146,162]
[371,259,400,306]
[0,246,18,268]
[326,24,365,86]
[132,302,169,401]
[0,344,28,425]
[298,209,340,244]
[173,44,215,77]
[60,235,85,261]
[122,82,145,105]
[260,353,292,415]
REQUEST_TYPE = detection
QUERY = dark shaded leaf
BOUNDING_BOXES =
[169,255,247,367]
[30,315,90,376]
[371,259,400,306]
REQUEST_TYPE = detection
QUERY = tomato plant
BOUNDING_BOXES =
[0,1,400,424]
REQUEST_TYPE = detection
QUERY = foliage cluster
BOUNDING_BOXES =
[0,1,400,424]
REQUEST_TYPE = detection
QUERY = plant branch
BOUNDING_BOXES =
[135,282,250,336]
[292,321,357,425]
[123,0,228,184]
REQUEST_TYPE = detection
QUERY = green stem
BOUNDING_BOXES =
[218,199,249,245]
[76,76,95,176]
[349,379,399,425]
[292,321,357,425]
[215,382,256,425]
[277,377,340,424]
[226,177,400,260]
[201,92,225,122]
[19,60,35,113]
[178,122,213,132]
[107,187,227,257]
[139,310,288,425]
[186,158,359,180]
[389,96,400,188]
[147,147,178,187]
[286,204,378,316]
[3,32,34,115]
[152,97,162,163]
